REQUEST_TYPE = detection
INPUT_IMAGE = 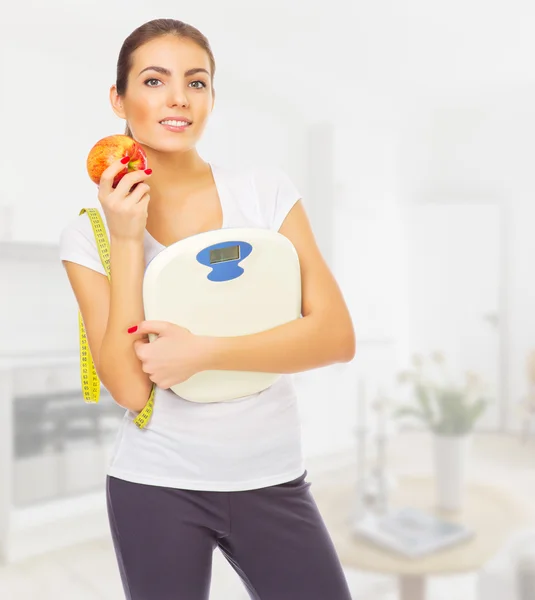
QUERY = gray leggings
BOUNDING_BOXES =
[106,470,353,600]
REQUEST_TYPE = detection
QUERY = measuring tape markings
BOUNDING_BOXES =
[78,208,155,429]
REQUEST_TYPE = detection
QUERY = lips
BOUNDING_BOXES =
[160,122,191,131]
[159,117,192,125]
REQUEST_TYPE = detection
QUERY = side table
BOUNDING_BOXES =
[312,472,533,600]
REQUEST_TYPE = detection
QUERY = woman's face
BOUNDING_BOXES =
[112,35,214,153]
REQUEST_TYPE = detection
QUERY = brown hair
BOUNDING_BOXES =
[115,19,216,138]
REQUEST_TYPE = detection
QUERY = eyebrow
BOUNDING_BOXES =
[138,66,210,78]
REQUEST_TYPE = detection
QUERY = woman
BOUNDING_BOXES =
[60,17,355,600]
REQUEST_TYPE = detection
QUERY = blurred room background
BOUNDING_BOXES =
[1,0,534,598]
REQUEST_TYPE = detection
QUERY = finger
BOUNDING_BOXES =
[120,183,150,208]
[133,338,149,358]
[136,191,151,209]
[141,362,153,374]
[135,320,172,336]
[132,327,150,344]
[133,338,145,352]
[98,156,132,198]
[114,168,152,199]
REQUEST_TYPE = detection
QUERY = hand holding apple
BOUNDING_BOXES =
[96,155,153,243]
[86,134,148,188]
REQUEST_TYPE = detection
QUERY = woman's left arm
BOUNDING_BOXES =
[203,200,356,374]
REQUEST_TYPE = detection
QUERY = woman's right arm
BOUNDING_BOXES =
[62,156,154,412]
[100,237,152,411]
[63,245,150,412]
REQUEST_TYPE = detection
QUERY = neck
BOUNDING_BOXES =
[139,147,210,204]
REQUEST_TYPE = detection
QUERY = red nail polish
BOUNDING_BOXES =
[144,168,152,175]
[128,325,138,333]
[121,156,130,164]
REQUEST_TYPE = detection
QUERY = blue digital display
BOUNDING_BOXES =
[197,240,252,282]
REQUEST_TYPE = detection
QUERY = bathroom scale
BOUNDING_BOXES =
[142,227,302,403]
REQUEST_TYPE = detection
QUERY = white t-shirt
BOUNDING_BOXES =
[59,162,306,491]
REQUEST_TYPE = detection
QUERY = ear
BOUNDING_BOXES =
[109,85,127,120]
[211,88,216,112]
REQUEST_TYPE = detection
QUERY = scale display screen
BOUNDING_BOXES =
[210,244,240,264]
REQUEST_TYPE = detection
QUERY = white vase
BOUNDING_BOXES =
[432,433,471,512]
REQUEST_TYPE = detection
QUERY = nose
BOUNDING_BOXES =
[168,83,189,108]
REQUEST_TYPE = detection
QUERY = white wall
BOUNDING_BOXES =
[395,87,535,431]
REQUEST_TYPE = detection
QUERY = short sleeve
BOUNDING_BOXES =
[59,213,107,276]
[253,166,302,231]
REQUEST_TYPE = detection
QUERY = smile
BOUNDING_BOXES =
[160,121,191,132]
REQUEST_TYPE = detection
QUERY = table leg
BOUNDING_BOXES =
[399,575,426,600]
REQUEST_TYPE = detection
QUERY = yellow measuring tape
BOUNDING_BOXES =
[78,207,155,429]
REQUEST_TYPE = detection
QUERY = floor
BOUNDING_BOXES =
[0,431,533,599]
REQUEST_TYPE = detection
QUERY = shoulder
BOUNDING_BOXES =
[60,210,109,247]
[60,211,100,236]
[59,210,109,275]
[60,213,92,246]
[211,162,302,231]
[251,164,302,231]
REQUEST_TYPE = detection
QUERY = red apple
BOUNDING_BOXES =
[86,134,148,188]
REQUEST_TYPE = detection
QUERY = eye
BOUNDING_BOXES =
[143,78,207,89]
[144,78,162,87]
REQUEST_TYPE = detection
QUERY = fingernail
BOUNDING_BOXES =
[121,156,130,164]
[127,325,138,333]
[144,169,152,175]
